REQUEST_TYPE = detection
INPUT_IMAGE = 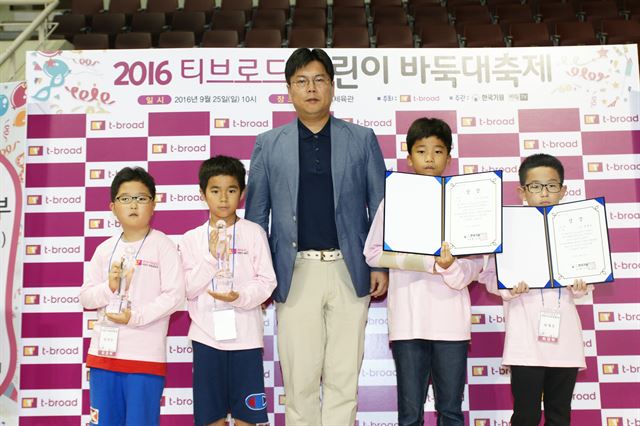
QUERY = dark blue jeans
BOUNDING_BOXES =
[391,339,469,426]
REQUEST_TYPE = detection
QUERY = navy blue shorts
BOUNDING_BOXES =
[192,340,268,425]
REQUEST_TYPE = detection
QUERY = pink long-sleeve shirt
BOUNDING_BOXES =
[179,219,277,350]
[479,257,589,368]
[80,229,186,376]
[364,200,484,341]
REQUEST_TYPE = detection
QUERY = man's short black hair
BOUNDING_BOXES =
[285,48,334,84]
[199,155,246,193]
[110,167,156,201]
[406,117,453,155]
[518,153,565,185]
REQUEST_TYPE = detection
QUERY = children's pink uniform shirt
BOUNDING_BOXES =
[179,219,277,350]
[364,200,485,342]
[479,258,590,368]
[80,229,186,371]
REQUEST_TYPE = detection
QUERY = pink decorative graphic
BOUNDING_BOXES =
[11,82,26,109]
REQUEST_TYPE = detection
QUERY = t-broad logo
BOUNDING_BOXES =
[233,119,269,128]
[108,120,145,129]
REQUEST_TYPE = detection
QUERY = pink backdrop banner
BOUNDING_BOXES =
[20,46,640,425]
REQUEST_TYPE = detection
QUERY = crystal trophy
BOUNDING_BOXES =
[214,220,233,308]
[106,245,135,314]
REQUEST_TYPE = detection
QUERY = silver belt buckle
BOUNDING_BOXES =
[320,249,334,262]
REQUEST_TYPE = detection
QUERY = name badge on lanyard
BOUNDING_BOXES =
[537,288,562,343]
[98,326,119,356]
[213,309,237,341]
[538,310,561,343]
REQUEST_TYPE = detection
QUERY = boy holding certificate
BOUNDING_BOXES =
[364,118,484,426]
[480,153,591,426]
[80,167,186,426]
[179,156,276,426]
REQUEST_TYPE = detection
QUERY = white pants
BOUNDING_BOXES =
[276,257,370,426]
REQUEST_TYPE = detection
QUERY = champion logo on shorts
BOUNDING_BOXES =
[90,407,99,424]
[245,393,267,411]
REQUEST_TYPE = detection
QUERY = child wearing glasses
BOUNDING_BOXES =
[80,167,185,426]
[479,153,591,426]
[178,156,276,426]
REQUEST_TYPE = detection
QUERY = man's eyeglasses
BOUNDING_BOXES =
[115,194,153,204]
[291,76,330,90]
[522,182,563,193]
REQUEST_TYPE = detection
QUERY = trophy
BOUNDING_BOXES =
[106,245,135,314]
[214,220,234,307]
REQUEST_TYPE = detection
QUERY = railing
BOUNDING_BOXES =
[0,0,60,80]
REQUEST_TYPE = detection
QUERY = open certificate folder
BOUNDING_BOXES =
[496,198,614,289]
[383,170,503,257]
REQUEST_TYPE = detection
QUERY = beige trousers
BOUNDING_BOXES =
[276,257,370,426]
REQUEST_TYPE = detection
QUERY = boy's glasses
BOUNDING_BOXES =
[291,76,330,90]
[523,182,562,193]
[115,194,153,204]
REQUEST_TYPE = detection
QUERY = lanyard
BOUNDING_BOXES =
[207,219,237,291]
[107,229,151,294]
[540,287,561,309]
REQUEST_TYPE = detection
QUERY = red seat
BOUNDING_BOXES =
[90,12,126,47]
[73,33,109,49]
[408,0,445,15]
[332,7,368,26]
[508,22,552,46]
[183,0,215,22]
[211,10,247,41]
[419,23,459,47]
[537,3,578,23]
[580,0,621,25]
[413,6,450,25]
[244,28,282,47]
[171,11,206,43]
[51,13,86,42]
[453,4,493,31]
[221,0,253,22]
[146,0,179,23]
[494,4,534,24]
[115,32,152,48]
[296,0,328,8]
[371,0,403,6]
[71,0,102,25]
[292,8,327,28]
[601,18,640,43]
[371,6,409,26]
[108,0,140,24]
[554,21,600,44]
[201,29,239,47]
[146,0,178,14]
[331,26,370,47]
[376,24,414,47]
[289,28,326,47]
[251,9,287,38]
[157,31,195,47]
[463,23,505,46]
[332,0,366,7]
[130,11,166,45]
[109,0,140,15]
[258,0,291,18]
